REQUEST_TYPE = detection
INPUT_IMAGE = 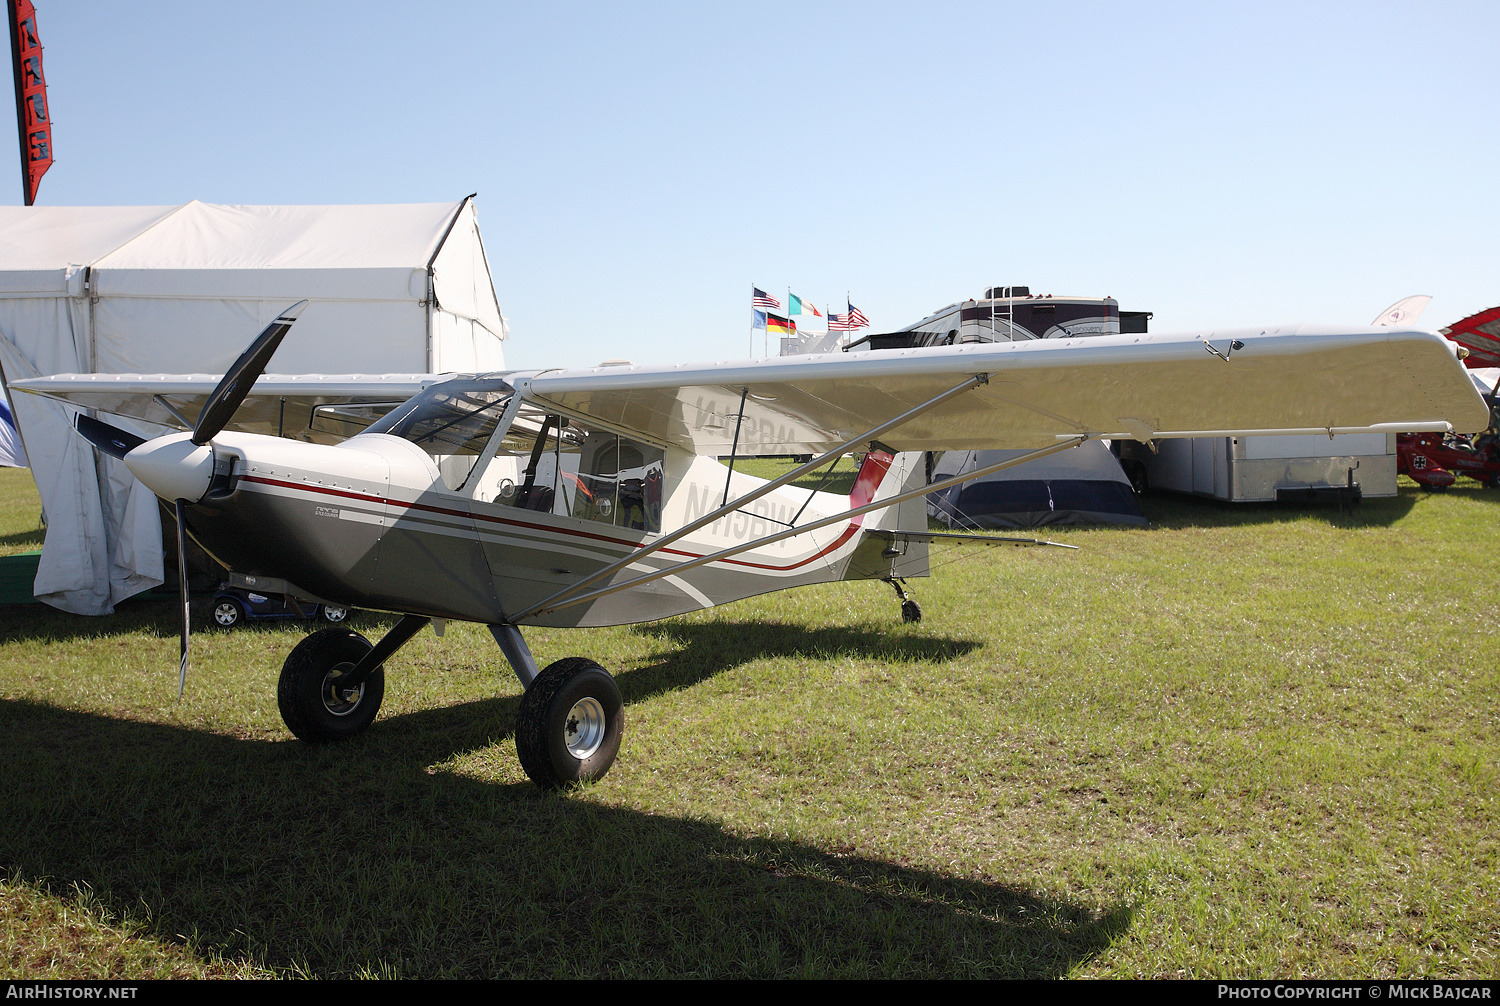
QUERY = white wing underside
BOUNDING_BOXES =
[514,325,1488,451]
[10,325,1489,450]
[6,373,447,443]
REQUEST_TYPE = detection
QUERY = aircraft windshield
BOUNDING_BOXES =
[365,379,514,490]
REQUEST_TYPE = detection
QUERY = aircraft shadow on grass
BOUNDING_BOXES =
[2,695,1128,979]
[621,619,982,701]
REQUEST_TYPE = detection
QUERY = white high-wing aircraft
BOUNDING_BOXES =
[11,304,1487,788]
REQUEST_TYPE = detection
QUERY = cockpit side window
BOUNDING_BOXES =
[472,409,664,533]
[364,379,514,491]
[572,431,664,532]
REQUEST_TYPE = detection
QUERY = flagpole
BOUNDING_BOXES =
[786,287,798,358]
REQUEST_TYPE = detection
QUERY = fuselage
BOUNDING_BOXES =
[126,421,925,628]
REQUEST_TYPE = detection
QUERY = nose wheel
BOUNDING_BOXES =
[515,657,624,788]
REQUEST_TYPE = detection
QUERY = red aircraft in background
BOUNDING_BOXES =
[1399,305,1500,490]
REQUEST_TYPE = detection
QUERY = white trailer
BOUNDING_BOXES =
[1117,431,1394,504]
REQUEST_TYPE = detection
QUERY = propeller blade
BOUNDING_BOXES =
[191,300,308,446]
[74,414,147,460]
[174,498,190,701]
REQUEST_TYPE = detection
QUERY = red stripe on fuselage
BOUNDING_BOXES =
[237,474,867,573]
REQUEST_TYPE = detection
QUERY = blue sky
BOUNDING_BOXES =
[11,1,1499,370]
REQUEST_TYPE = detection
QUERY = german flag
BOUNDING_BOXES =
[766,313,795,337]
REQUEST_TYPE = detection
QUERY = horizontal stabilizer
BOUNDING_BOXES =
[866,529,1078,549]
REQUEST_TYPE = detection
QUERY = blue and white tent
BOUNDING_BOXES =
[927,440,1147,529]
[0,398,26,468]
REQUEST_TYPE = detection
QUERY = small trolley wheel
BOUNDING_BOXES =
[212,597,244,628]
[277,628,384,742]
[901,598,923,624]
[515,657,624,789]
[318,604,350,624]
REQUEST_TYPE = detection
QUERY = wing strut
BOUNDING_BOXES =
[721,387,749,508]
[520,434,1088,621]
[510,372,991,622]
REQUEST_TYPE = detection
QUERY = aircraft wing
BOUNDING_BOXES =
[1440,306,1500,369]
[6,372,454,443]
[515,326,1489,454]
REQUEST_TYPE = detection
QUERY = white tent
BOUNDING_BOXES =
[0,199,507,614]
[927,441,1148,529]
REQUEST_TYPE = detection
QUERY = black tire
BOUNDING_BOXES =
[212,597,244,628]
[901,598,923,623]
[318,604,350,624]
[515,657,623,789]
[277,628,384,742]
[1487,476,1500,490]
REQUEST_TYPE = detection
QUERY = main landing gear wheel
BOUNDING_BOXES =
[318,604,350,624]
[515,657,623,789]
[212,598,244,628]
[278,628,384,742]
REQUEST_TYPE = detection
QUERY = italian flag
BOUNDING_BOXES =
[789,294,822,317]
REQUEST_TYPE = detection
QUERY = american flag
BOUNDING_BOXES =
[846,303,870,328]
[751,287,780,311]
[827,311,857,332]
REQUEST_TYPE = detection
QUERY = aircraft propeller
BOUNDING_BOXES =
[73,301,309,699]
[191,302,307,445]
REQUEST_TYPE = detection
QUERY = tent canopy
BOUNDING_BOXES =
[0,199,507,614]
[928,441,1148,529]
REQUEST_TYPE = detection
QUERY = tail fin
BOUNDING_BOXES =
[840,448,931,582]
[849,448,895,510]
[1371,295,1432,327]
[850,448,928,532]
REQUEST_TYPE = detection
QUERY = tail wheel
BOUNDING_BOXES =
[278,628,384,742]
[515,657,623,789]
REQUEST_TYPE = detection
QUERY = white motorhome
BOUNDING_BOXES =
[846,286,1151,351]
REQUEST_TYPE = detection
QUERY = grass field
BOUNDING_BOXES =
[0,465,1495,978]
